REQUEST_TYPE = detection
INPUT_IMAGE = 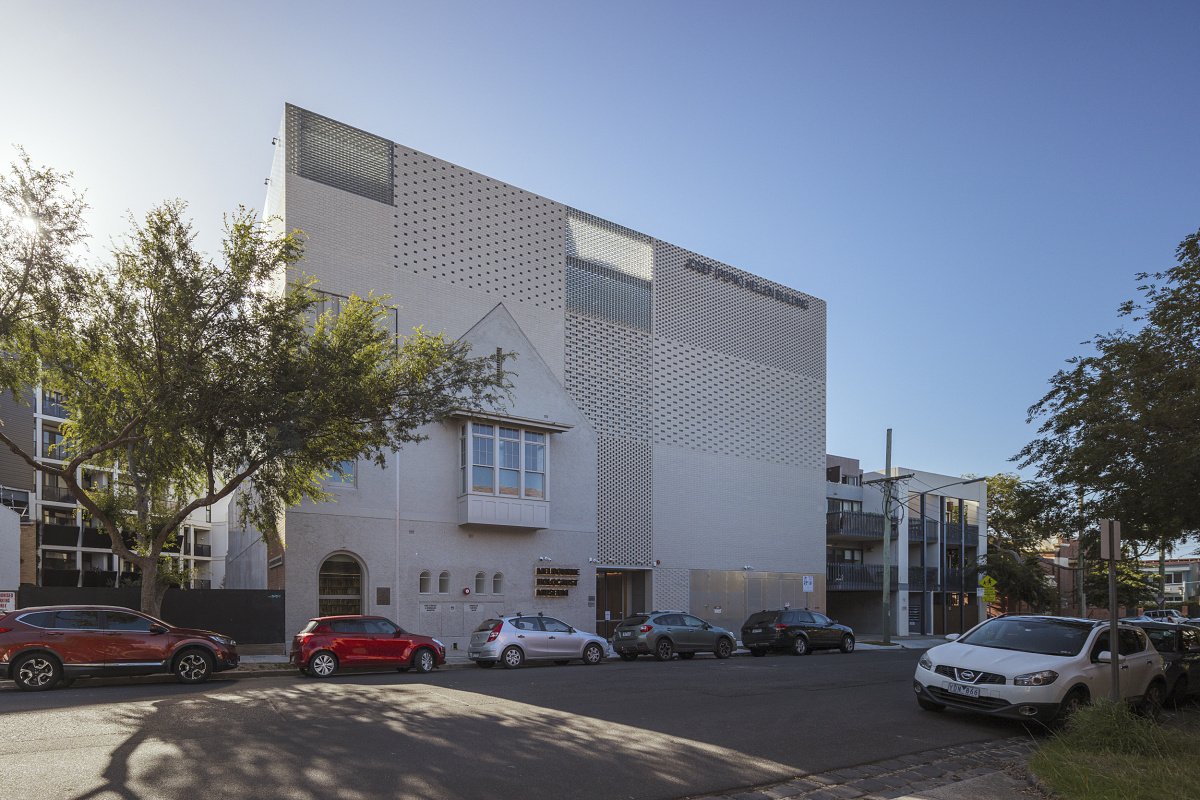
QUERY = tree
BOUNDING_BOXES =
[0,198,508,616]
[1081,559,1158,612]
[1017,224,1200,554]
[979,473,1063,613]
[0,147,87,393]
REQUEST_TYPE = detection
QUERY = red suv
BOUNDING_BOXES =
[291,615,446,677]
[0,605,239,691]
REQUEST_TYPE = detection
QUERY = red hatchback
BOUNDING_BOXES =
[291,615,446,677]
[0,605,239,691]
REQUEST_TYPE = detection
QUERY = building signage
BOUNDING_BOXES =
[685,259,809,310]
[0,591,14,613]
[535,567,579,598]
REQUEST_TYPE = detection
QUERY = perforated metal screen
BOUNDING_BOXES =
[286,104,394,206]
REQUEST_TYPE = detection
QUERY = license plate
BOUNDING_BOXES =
[752,628,762,633]
[947,683,980,699]
[619,631,633,638]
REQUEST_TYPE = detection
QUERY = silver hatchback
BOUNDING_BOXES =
[468,614,608,669]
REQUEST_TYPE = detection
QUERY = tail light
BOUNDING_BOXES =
[0,628,10,634]
[775,623,789,630]
[486,622,504,643]
[295,633,312,644]
[640,625,653,633]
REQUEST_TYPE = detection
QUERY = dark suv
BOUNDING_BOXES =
[612,611,737,661]
[0,605,239,691]
[740,609,855,656]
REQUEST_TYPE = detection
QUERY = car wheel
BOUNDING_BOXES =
[715,638,733,659]
[13,654,61,692]
[501,645,524,669]
[413,648,436,674]
[679,652,695,660]
[839,635,855,654]
[174,648,214,684]
[582,643,604,665]
[1055,688,1088,726]
[618,653,638,662]
[917,695,945,712]
[750,648,767,657]
[1141,680,1165,718]
[1169,676,1188,708]
[476,660,495,669]
[308,650,338,678]
[791,636,809,656]
[654,638,674,661]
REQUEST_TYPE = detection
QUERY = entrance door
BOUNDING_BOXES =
[596,571,625,639]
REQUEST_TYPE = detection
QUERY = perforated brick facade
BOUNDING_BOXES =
[246,105,828,645]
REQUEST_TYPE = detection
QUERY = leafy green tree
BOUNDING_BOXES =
[979,473,1063,613]
[1016,225,1200,554]
[1081,559,1158,612]
[0,197,508,616]
[0,147,87,393]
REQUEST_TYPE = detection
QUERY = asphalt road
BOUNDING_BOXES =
[0,649,1028,800]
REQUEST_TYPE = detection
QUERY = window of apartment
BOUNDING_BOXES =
[827,499,862,513]
[475,572,486,594]
[438,570,450,594]
[461,423,548,500]
[43,507,74,526]
[42,389,67,418]
[42,550,77,570]
[326,460,355,487]
[827,547,863,564]
[493,572,504,594]
[419,570,431,593]
[42,428,65,460]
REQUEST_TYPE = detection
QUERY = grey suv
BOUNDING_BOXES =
[612,611,736,661]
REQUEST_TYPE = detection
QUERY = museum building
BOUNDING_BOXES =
[225,105,828,648]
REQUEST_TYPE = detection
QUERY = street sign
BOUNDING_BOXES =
[803,575,815,593]
[1099,519,1122,560]
[979,576,997,589]
[0,591,15,613]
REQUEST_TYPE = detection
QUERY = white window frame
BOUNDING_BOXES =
[459,422,548,501]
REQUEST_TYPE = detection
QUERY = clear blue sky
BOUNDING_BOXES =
[4,1,1198,479]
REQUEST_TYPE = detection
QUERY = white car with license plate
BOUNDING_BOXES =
[914,615,1167,725]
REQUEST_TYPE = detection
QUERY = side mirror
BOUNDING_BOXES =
[945,633,960,641]
[395,630,405,637]
[703,623,712,630]
[1095,650,1113,663]
[568,627,576,634]
[149,625,167,635]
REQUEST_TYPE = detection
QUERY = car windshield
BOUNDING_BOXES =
[618,616,649,627]
[745,612,776,626]
[958,618,1092,657]
[475,619,502,633]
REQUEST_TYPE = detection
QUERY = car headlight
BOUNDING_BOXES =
[918,653,933,671]
[209,635,235,647]
[432,639,444,649]
[1014,670,1059,686]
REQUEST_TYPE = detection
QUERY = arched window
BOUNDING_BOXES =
[475,572,486,594]
[318,554,363,616]
[492,572,504,594]
[419,570,431,594]
[438,570,450,594]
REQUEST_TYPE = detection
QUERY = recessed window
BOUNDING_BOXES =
[492,572,504,594]
[475,571,486,594]
[318,554,363,616]
[438,570,450,594]
[460,422,548,500]
[326,460,356,487]
[419,570,431,594]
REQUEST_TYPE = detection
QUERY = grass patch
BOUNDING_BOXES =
[1029,700,1200,800]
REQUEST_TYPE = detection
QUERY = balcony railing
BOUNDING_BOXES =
[908,518,939,542]
[42,394,67,418]
[909,566,939,587]
[944,523,980,547]
[41,484,75,503]
[193,543,211,558]
[826,563,899,591]
[826,512,900,540]
[40,523,79,547]
[81,529,111,549]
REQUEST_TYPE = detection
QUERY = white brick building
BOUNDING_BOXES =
[227,105,828,648]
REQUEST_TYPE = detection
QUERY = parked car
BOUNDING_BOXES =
[468,613,607,668]
[914,615,1166,726]
[740,609,855,656]
[1128,620,1200,706]
[0,604,239,691]
[612,611,736,661]
[1142,610,1188,624]
[290,615,445,677]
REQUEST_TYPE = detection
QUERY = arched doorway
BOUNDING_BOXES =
[318,553,364,616]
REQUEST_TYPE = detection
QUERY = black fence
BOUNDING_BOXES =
[16,586,285,644]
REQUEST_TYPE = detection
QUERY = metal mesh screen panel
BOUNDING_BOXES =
[286,104,394,206]
[565,210,652,330]
[597,437,653,565]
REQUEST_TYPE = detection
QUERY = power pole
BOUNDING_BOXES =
[862,429,912,645]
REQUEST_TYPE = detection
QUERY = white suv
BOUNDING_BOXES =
[1144,610,1187,624]
[914,615,1167,725]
